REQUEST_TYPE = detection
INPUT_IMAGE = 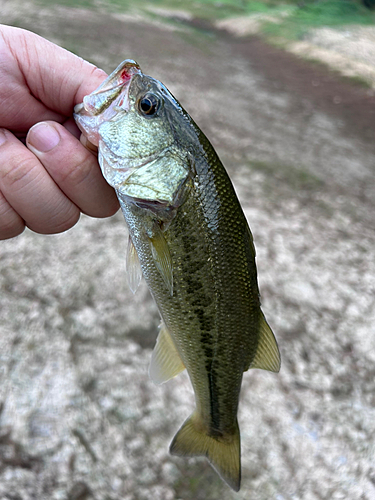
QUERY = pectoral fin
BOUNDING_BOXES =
[247,312,281,373]
[125,235,142,294]
[149,228,173,296]
[149,321,185,385]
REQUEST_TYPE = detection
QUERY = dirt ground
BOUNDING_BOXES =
[217,15,375,90]
[0,2,375,499]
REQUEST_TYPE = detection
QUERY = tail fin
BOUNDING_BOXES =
[169,411,241,491]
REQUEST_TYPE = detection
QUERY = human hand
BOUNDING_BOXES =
[0,25,119,240]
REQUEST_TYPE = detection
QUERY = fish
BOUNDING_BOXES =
[74,60,280,491]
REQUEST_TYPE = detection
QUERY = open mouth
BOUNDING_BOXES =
[73,59,142,146]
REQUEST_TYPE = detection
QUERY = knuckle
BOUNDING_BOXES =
[60,150,95,187]
[0,153,40,192]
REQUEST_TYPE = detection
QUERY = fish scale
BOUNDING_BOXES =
[74,60,280,491]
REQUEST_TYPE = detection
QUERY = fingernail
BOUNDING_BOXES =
[27,122,61,152]
[0,129,8,147]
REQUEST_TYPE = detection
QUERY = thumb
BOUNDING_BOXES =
[1,25,108,117]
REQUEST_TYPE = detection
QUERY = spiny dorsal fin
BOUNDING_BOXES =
[149,321,185,385]
[149,227,173,296]
[170,411,241,492]
[247,312,281,373]
[125,234,142,294]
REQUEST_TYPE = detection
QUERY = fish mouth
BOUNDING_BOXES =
[73,60,142,145]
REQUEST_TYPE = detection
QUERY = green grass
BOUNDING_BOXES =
[36,0,292,20]
[262,0,375,40]
[36,0,375,39]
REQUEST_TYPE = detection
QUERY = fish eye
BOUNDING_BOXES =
[138,94,160,116]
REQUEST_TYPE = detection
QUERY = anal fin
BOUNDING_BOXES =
[149,321,185,385]
[247,311,281,373]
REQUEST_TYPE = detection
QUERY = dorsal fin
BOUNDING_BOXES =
[149,321,185,385]
[247,312,281,373]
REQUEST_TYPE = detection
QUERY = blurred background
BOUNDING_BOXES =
[1,0,375,498]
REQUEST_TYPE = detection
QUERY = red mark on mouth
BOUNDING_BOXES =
[120,69,131,82]
[119,61,141,83]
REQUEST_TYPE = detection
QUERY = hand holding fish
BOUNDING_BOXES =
[0,25,119,240]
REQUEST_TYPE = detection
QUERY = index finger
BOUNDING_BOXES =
[26,121,119,218]
[0,128,80,235]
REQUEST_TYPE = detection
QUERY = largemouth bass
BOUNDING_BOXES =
[74,60,280,491]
